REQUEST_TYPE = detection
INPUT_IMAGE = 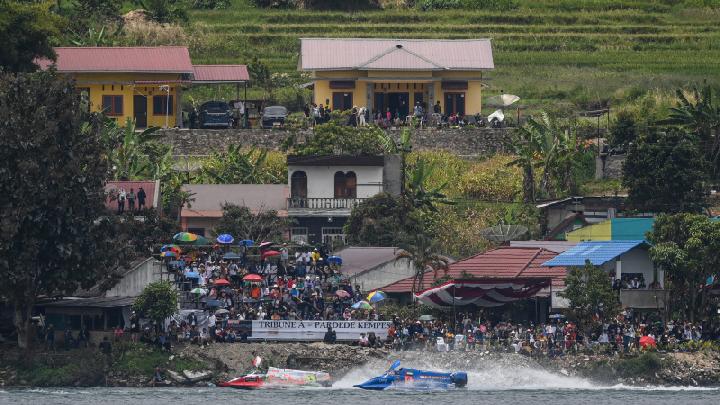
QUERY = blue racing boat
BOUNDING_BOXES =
[354,361,468,391]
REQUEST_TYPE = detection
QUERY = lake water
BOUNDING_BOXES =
[1,353,717,404]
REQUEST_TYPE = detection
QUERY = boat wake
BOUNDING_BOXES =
[333,352,719,392]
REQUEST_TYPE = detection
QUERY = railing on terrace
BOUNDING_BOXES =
[287,197,367,210]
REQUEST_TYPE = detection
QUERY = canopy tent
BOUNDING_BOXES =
[415,278,550,308]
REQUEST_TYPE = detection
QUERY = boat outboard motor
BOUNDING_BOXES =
[450,372,468,388]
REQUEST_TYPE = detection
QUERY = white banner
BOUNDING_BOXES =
[247,320,392,341]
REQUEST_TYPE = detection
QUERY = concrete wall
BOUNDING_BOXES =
[156,127,511,157]
[105,258,162,297]
[595,154,626,180]
[350,261,416,292]
[288,165,384,199]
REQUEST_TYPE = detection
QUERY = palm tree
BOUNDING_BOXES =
[506,123,541,202]
[104,117,160,180]
[405,158,454,212]
[395,233,451,295]
[199,145,281,184]
[659,84,720,177]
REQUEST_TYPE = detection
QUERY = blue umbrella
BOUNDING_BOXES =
[223,252,241,260]
[217,234,234,244]
[185,271,200,279]
[327,256,342,265]
[205,299,222,308]
[239,239,254,247]
[368,290,386,303]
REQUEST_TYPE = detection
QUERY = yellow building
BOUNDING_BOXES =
[299,38,494,118]
[40,47,249,128]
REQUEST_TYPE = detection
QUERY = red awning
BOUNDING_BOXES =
[415,278,550,308]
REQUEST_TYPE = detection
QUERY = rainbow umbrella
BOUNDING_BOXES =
[160,244,181,254]
[367,290,386,303]
[173,232,199,243]
[216,234,234,244]
[161,251,177,258]
[351,301,372,310]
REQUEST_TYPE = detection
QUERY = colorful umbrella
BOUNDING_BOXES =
[639,335,657,349]
[216,234,234,244]
[335,290,351,298]
[351,301,372,310]
[161,244,181,254]
[214,278,231,286]
[367,290,386,303]
[223,252,241,260]
[190,287,207,295]
[173,232,198,242]
[243,274,263,282]
[259,241,273,249]
[327,256,342,265]
[161,251,177,258]
[239,239,254,247]
[261,250,281,260]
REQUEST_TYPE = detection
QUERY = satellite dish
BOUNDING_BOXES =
[480,224,528,243]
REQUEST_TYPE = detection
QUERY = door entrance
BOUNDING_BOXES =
[388,92,410,119]
[133,95,147,128]
[444,92,465,116]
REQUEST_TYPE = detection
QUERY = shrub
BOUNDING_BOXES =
[617,353,663,378]
[457,155,523,201]
[417,0,518,11]
[191,0,230,9]
[270,86,312,112]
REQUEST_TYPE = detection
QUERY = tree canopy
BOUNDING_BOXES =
[133,281,178,326]
[622,128,708,213]
[560,261,620,332]
[647,214,720,321]
[213,204,291,243]
[344,192,423,247]
[0,1,63,72]
[0,71,124,348]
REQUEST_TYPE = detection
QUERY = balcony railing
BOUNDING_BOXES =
[287,197,367,210]
[619,289,667,309]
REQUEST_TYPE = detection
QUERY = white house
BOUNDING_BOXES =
[287,155,401,245]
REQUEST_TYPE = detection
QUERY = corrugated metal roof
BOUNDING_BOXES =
[192,65,249,82]
[336,247,400,277]
[300,38,494,71]
[542,240,648,267]
[180,184,289,218]
[382,247,566,293]
[40,296,135,308]
[38,47,193,73]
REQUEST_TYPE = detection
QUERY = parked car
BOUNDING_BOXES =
[261,106,288,129]
[199,101,233,129]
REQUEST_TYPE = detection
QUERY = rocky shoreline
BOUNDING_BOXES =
[1,342,719,388]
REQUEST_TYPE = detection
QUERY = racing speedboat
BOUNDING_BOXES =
[354,361,468,391]
[218,367,332,389]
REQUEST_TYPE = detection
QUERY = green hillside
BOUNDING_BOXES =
[185,0,720,109]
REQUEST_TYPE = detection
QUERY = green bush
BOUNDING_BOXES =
[417,0,518,11]
[191,0,230,9]
[617,352,663,378]
[270,86,311,112]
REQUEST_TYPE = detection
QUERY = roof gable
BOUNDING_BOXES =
[542,240,648,267]
[300,38,494,71]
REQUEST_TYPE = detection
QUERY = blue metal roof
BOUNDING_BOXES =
[542,240,648,267]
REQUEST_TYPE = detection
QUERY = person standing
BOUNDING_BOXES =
[433,100,442,114]
[137,187,146,210]
[127,188,136,212]
[117,188,126,214]
[208,313,217,342]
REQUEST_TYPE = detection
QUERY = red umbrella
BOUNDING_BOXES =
[639,335,656,349]
[243,274,262,282]
[261,250,281,260]
[214,278,231,286]
[259,241,273,249]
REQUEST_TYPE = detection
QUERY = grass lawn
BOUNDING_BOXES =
[180,0,720,109]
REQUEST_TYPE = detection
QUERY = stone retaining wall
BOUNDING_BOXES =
[156,127,512,156]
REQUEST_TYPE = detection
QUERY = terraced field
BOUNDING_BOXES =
[186,0,720,107]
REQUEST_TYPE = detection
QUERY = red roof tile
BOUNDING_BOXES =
[39,47,193,73]
[192,65,249,82]
[382,247,567,294]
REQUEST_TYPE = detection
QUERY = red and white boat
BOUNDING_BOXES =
[218,367,332,389]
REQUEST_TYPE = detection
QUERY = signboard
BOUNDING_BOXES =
[228,320,392,341]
